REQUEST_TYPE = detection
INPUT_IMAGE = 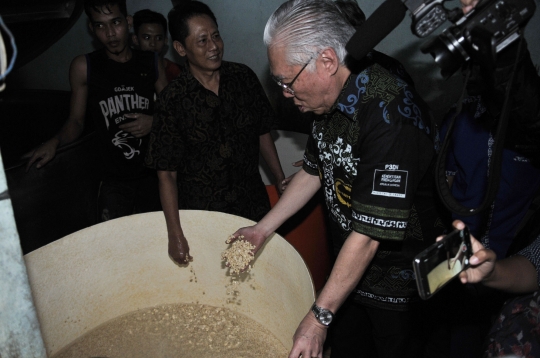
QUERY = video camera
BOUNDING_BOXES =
[345,0,538,218]
[412,0,538,217]
[409,0,536,78]
[346,0,536,79]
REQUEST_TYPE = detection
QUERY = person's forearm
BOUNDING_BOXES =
[157,171,183,237]
[256,169,320,237]
[259,132,285,183]
[55,119,85,147]
[447,175,454,189]
[316,231,379,313]
[483,255,539,293]
[56,54,87,148]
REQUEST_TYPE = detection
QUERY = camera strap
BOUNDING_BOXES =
[435,39,524,216]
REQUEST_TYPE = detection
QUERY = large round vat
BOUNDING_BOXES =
[23,210,315,356]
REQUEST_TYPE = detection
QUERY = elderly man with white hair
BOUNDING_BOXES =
[232,1,450,357]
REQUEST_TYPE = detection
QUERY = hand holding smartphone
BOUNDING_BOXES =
[413,227,472,300]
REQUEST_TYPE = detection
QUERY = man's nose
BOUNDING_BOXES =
[282,88,295,98]
[209,38,218,51]
[106,25,115,37]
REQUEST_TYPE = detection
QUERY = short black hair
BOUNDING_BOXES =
[84,0,128,21]
[168,0,218,45]
[133,9,168,37]
[335,0,366,27]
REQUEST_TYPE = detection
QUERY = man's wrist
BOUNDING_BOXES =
[167,230,185,241]
[481,264,498,286]
[48,137,61,148]
[306,310,329,330]
[253,221,274,240]
[311,303,334,326]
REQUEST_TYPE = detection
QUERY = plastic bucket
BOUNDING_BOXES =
[24,210,315,356]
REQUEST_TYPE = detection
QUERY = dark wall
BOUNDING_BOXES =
[0,90,100,253]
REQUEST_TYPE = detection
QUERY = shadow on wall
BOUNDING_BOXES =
[390,38,465,123]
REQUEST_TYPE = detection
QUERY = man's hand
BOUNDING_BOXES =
[461,0,480,14]
[119,113,153,137]
[275,172,286,196]
[440,220,497,284]
[288,312,327,358]
[168,233,193,266]
[227,225,269,269]
[281,160,303,192]
[23,138,60,171]
[459,239,496,284]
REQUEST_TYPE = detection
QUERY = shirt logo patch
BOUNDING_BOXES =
[114,86,135,92]
[372,169,408,198]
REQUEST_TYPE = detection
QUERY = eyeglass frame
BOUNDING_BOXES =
[271,55,315,96]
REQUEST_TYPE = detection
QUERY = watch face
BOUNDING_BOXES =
[312,304,334,326]
[319,311,333,325]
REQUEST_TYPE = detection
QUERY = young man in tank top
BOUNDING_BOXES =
[25,0,168,222]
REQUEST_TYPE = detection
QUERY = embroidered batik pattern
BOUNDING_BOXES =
[485,291,540,357]
[352,202,410,241]
[311,112,361,232]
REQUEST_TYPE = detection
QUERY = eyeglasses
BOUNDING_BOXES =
[272,56,314,96]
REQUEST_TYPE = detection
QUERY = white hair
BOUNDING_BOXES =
[264,0,356,69]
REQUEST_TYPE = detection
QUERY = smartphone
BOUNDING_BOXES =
[413,227,472,300]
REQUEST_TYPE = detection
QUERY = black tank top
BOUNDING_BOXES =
[86,49,157,180]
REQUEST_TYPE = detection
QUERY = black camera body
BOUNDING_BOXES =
[407,0,536,78]
[406,0,453,38]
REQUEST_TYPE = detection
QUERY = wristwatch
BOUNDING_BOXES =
[311,303,334,326]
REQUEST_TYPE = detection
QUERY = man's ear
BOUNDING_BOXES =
[88,19,94,33]
[126,15,133,29]
[319,47,340,76]
[132,34,139,47]
[173,40,186,57]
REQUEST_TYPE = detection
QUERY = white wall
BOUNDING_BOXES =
[7,0,540,183]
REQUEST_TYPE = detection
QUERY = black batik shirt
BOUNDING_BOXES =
[303,63,447,310]
[145,61,273,222]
